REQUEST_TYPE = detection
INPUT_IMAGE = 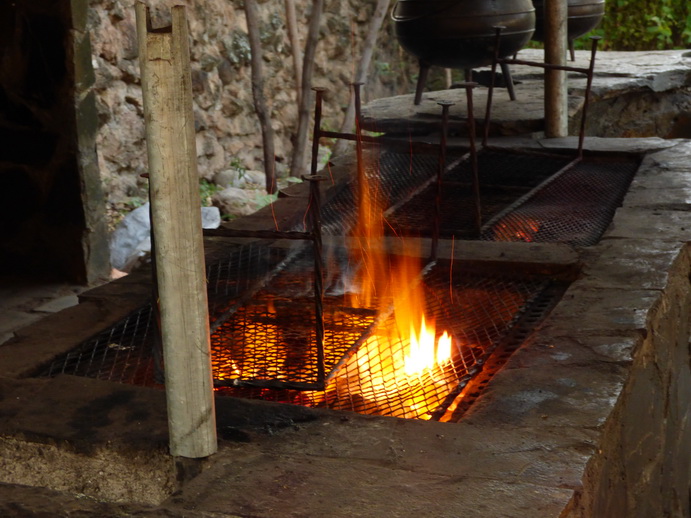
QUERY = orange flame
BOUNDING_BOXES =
[404,318,452,376]
[346,156,454,395]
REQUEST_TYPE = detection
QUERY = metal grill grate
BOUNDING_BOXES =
[43,304,160,386]
[43,147,635,420]
[482,157,640,245]
[42,241,563,420]
[321,148,639,245]
[212,261,562,420]
[321,149,444,235]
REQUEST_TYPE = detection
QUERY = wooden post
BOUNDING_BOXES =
[544,0,568,137]
[135,3,217,459]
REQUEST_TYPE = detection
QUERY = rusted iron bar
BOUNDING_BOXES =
[501,58,597,74]
[204,228,314,240]
[303,173,327,388]
[318,129,442,153]
[428,371,475,421]
[577,36,601,158]
[352,82,367,229]
[214,378,325,391]
[307,86,329,388]
[431,101,453,261]
[463,82,481,237]
[310,87,326,176]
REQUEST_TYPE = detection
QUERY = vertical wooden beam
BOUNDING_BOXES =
[544,0,569,137]
[135,2,217,459]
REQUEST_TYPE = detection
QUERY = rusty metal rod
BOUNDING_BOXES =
[310,87,326,176]
[501,58,596,74]
[577,36,601,158]
[303,85,328,388]
[204,228,314,240]
[318,129,443,153]
[463,82,481,237]
[214,378,326,391]
[352,82,367,230]
[432,101,453,261]
[483,26,504,147]
[304,173,326,389]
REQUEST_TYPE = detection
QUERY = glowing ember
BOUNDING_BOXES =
[493,218,541,242]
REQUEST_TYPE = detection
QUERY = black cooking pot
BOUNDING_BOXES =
[392,0,536,69]
[531,0,605,42]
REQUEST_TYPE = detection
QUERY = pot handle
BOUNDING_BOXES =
[391,0,460,22]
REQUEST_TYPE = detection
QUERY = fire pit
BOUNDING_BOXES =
[43,142,641,422]
[8,134,689,517]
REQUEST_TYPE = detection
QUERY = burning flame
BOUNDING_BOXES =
[404,319,452,376]
[338,156,455,417]
[388,250,453,378]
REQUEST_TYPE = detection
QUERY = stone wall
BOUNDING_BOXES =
[88,0,417,222]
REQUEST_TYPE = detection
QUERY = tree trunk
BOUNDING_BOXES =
[284,0,303,106]
[332,0,391,158]
[245,0,277,193]
[289,0,324,178]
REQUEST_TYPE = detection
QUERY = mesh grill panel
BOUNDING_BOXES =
[44,305,159,386]
[42,147,636,420]
[482,158,639,245]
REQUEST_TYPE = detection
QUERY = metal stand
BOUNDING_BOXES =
[483,26,601,158]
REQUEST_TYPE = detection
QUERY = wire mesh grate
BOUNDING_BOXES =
[391,150,573,237]
[42,147,635,420]
[43,304,160,387]
[482,157,640,246]
[210,252,563,420]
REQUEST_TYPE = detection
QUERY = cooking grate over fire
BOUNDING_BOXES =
[43,240,565,420]
[43,146,635,421]
[482,156,640,245]
[214,257,564,421]
[320,149,444,235]
[322,148,639,245]
[384,150,572,238]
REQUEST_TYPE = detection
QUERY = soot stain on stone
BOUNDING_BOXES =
[68,390,134,441]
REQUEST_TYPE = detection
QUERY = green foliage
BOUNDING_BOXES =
[253,192,279,209]
[199,179,222,207]
[229,156,248,181]
[598,0,691,50]
[375,61,393,76]
[125,196,146,210]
